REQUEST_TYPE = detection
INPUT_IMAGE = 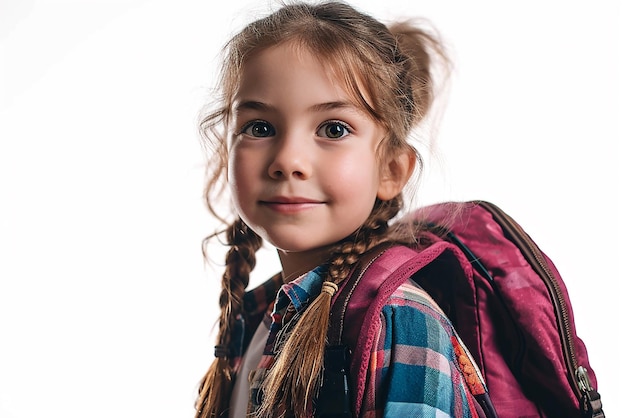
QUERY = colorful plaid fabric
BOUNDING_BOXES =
[361,280,482,417]
[230,266,482,417]
[228,272,282,372]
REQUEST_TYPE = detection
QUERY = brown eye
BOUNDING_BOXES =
[317,121,351,139]
[242,120,275,138]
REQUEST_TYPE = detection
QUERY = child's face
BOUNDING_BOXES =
[228,43,387,255]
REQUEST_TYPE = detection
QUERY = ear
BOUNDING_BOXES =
[377,149,416,201]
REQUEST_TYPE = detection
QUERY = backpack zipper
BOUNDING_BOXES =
[476,201,585,403]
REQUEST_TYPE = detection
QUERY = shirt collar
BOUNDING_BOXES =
[278,265,328,312]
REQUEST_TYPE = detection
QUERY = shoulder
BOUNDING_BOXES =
[367,277,480,417]
[385,276,453,333]
[243,272,282,316]
[240,273,282,343]
[379,276,457,354]
[387,276,445,314]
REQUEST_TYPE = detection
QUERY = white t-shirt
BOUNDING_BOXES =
[228,320,270,418]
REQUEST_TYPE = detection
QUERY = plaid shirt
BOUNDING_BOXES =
[229,265,484,418]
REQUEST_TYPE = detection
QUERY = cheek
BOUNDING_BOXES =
[325,151,380,198]
[226,151,237,185]
[227,149,252,202]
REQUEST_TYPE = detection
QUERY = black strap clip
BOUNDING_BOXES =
[315,345,353,418]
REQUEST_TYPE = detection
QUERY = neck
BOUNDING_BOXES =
[278,245,336,283]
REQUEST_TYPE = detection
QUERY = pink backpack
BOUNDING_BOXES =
[319,201,604,418]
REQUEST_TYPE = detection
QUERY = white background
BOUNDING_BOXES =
[0,0,623,417]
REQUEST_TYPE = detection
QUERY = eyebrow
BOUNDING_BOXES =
[234,100,357,114]
[234,101,269,113]
[309,101,356,112]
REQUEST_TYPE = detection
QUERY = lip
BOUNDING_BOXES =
[259,196,324,214]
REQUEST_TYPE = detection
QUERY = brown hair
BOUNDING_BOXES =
[195,1,449,417]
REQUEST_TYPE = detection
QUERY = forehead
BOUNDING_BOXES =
[235,45,342,106]
[235,42,374,113]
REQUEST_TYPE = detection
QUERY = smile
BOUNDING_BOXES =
[259,197,324,214]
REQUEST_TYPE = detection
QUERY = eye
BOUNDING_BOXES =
[317,121,351,139]
[240,120,276,138]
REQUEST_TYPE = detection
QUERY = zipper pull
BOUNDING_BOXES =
[576,366,593,393]
[576,366,605,418]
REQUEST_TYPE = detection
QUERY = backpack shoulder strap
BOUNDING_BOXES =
[325,240,493,417]
[328,241,450,347]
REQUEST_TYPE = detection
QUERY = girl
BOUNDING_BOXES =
[195,1,488,417]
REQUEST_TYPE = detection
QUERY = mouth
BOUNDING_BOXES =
[259,196,324,213]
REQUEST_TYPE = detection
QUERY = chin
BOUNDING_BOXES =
[267,237,335,254]
[271,241,320,253]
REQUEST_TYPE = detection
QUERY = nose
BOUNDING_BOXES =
[267,135,312,180]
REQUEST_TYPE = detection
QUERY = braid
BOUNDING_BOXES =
[195,218,262,418]
[258,197,402,418]
[328,197,403,282]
